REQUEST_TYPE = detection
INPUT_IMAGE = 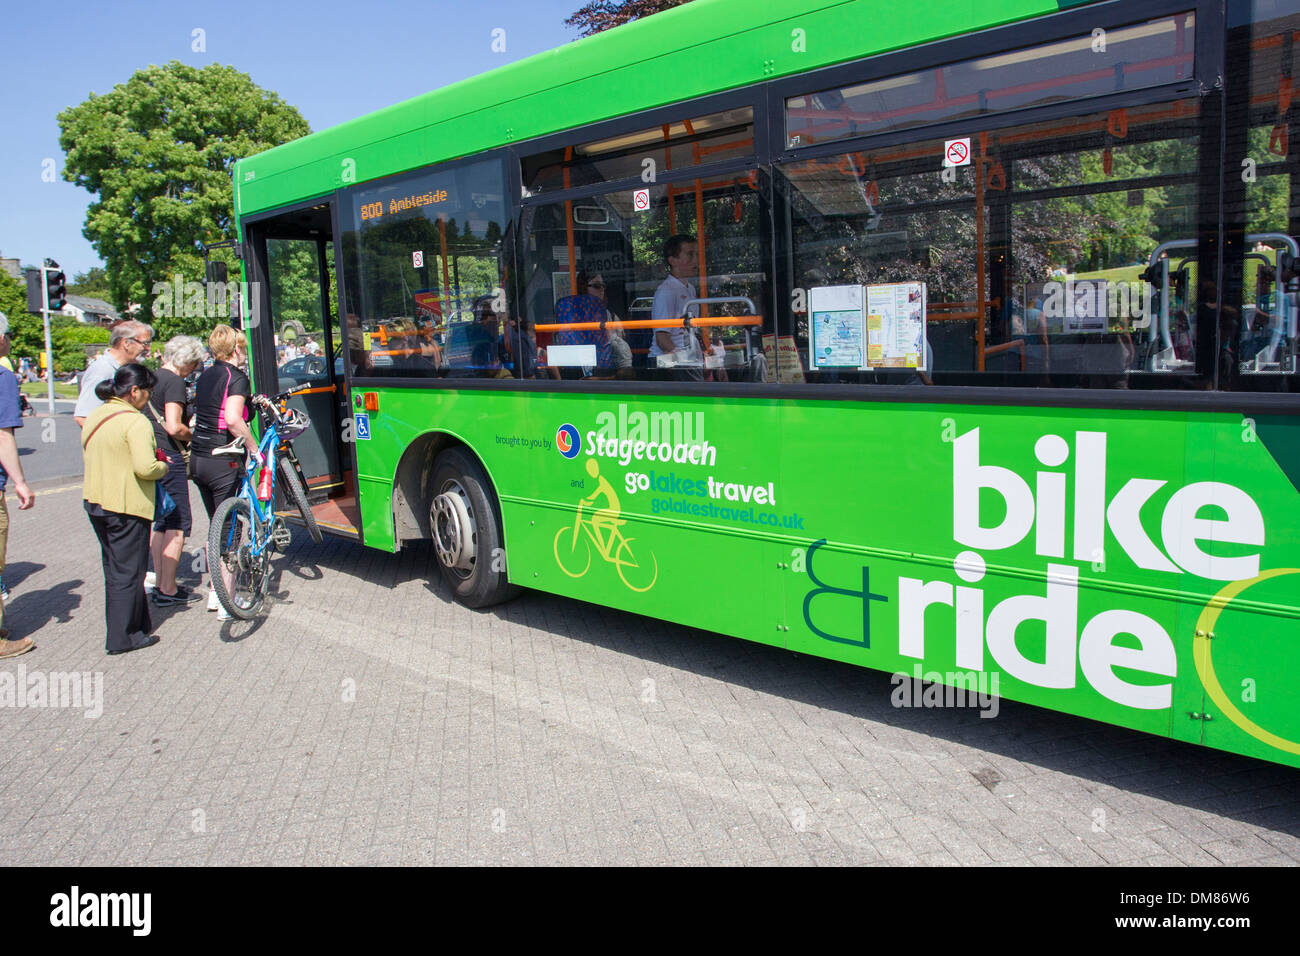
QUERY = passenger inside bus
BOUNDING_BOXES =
[649,235,705,381]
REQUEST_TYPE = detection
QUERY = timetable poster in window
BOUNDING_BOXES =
[864,282,927,369]
[808,285,866,370]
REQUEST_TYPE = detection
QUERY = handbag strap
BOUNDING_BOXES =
[145,393,185,454]
[81,410,133,450]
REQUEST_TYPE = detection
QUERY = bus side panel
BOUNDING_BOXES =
[775,401,1300,769]
[351,386,1300,769]
[497,392,788,649]
[1196,412,1300,766]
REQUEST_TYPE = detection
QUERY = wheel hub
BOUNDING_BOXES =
[432,481,476,575]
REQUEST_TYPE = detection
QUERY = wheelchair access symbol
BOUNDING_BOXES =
[354,413,371,441]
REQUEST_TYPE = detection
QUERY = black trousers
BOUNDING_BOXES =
[85,501,153,653]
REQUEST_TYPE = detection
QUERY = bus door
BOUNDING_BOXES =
[247,204,361,538]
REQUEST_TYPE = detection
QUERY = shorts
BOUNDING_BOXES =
[152,455,193,534]
[190,453,242,519]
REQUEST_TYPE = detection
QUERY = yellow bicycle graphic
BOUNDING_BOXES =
[1194,567,1300,755]
[554,459,658,592]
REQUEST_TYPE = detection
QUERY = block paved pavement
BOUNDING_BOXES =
[0,477,1297,866]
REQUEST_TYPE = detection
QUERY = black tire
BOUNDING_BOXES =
[278,456,323,544]
[430,448,519,608]
[208,496,267,620]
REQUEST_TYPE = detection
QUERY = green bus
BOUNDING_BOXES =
[232,0,1300,769]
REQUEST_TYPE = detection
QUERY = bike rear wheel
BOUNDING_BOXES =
[278,454,323,544]
[208,495,269,620]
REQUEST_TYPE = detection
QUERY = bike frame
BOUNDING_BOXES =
[224,417,284,562]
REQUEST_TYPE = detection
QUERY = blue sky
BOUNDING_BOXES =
[0,0,584,278]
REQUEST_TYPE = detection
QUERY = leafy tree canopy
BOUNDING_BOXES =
[0,272,29,341]
[69,266,111,299]
[0,271,110,372]
[58,61,310,331]
[565,0,693,36]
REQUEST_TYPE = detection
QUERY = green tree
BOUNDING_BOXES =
[68,266,111,299]
[0,272,54,366]
[58,61,310,329]
[0,271,29,337]
[565,0,692,36]
[54,322,110,374]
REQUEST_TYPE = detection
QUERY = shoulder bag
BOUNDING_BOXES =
[83,409,176,519]
[145,397,191,477]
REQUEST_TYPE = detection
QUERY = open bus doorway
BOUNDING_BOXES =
[244,200,361,538]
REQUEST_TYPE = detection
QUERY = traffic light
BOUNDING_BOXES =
[24,269,43,313]
[44,258,66,311]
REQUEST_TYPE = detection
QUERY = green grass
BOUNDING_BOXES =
[20,381,78,399]
[1071,264,1145,284]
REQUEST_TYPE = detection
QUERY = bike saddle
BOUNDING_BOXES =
[212,437,245,458]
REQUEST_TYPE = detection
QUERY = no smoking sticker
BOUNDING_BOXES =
[412,250,424,268]
[943,138,971,167]
[633,188,650,211]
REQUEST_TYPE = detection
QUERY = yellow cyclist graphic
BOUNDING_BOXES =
[583,457,622,554]
[554,458,658,592]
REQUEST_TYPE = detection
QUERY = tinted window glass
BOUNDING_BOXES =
[1221,0,1300,389]
[786,13,1195,148]
[777,99,1208,388]
[523,108,754,195]
[341,159,512,379]
[520,174,772,383]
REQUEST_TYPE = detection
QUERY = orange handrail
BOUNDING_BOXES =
[535,316,762,333]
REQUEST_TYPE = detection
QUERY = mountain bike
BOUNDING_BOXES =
[208,385,324,619]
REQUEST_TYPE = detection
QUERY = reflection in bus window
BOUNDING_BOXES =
[1221,0,1300,390]
[777,99,1211,389]
[341,158,512,379]
[520,175,772,383]
[786,13,1195,149]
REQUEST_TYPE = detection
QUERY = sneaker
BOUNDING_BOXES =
[1,587,10,605]
[151,586,202,607]
[216,605,231,622]
[144,571,157,591]
[207,589,220,612]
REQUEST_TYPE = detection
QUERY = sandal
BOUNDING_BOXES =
[0,636,35,659]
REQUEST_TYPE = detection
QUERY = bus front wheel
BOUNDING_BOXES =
[429,448,519,609]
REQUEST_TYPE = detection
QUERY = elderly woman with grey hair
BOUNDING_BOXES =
[146,334,205,606]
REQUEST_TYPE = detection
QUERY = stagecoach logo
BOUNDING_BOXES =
[556,424,581,459]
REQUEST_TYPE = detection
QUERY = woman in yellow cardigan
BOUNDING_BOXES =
[81,364,169,655]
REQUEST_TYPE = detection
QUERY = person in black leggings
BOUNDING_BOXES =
[189,324,261,617]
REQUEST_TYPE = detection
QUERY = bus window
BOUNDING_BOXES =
[522,107,753,195]
[776,98,1211,389]
[341,158,510,379]
[520,176,772,383]
[1221,0,1300,390]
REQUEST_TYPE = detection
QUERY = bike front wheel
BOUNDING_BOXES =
[208,496,269,620]
[553,524,593,579]
[278,455,323,544]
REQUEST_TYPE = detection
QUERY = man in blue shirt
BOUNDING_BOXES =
[0,314,35,657]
